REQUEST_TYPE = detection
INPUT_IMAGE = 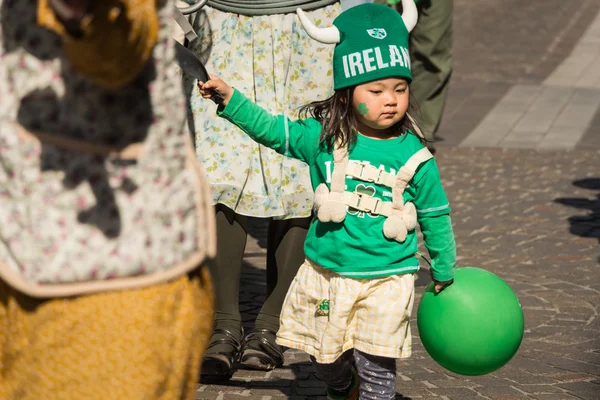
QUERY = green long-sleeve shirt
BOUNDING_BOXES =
[219,89,455,281]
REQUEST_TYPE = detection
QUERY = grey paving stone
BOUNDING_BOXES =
[246,387,293,397]
[453,0,600,85]
[575,54,600,89]
[396,386,439,399]
[555,381,600,400]
[427,387,497,399]
[500,133,549,146]
[517,384,568,395]
[552,88,600,129]
[460,85,542,147]
[473,386,532,400]
[543,48,598,87]
[439,81,513,147]
[545,10,600,87]
[511,86,574,134]
[530,395,581,400]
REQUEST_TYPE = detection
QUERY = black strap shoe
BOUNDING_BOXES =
[239,328,284,371]
[200,326,244,381]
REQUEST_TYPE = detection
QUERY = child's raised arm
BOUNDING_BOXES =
[198,76,321,165]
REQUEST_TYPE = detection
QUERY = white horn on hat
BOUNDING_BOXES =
[400,0,418,32]
[296,8,340,44]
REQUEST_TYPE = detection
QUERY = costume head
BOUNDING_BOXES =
[297,1,417,90]
[37,0,159,89]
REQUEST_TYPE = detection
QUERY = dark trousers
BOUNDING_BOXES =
[375,0,454,144]
[208,204,310,333]
[409,0,454,143]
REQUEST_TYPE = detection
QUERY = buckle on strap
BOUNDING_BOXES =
[346,161,394,187]
[343,192,385,214]
[346,161,367,178]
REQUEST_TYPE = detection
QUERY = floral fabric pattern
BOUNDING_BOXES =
[0,0,213,285]
[186,3,341,219]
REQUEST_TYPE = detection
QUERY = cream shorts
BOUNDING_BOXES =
[277,260,416,364]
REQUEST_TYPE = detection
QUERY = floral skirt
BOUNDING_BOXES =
[185,3,341,219]
[277,260,416,364]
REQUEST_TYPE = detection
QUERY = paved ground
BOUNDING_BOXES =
[196,1,600,399]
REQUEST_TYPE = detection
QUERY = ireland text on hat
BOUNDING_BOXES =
[341,45,411,78]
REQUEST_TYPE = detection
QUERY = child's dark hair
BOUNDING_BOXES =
[299,85,429,151]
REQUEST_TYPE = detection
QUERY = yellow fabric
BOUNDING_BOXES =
[277,260,415,364]
[37,0,159,89]
[0,267,214,400]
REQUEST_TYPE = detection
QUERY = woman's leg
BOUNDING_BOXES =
[202,204,248,378]
[240,216,311,370]
[210,204,249,328]
[354,350,397,400]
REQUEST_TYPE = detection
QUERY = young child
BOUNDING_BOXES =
[198,2,456,399]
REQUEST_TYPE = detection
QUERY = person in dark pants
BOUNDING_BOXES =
[379,0,453,153]
[409,0,453,153]
[184,0,342,378]
[206,205,311,375]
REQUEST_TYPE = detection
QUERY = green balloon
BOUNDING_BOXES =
[417,267,524,376]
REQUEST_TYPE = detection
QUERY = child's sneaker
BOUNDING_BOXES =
[326,367,359,400]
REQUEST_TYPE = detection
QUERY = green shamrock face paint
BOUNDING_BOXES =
[358,102,369,116]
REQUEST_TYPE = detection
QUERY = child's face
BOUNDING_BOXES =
[352,78,409,135]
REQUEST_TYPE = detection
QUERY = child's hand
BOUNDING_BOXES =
[434,279,454,293]
[197,74,234,106]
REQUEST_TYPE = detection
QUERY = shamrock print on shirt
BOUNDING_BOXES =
[347,184,378,218]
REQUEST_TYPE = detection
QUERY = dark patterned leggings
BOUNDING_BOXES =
[311,349,397,400]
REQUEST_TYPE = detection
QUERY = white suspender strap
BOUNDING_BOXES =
[322,145,432,218]
[402,147,433,175]
[346,161,396,187]
[344,148,432,188]
[341,192,394,216]
[330,145,349,193]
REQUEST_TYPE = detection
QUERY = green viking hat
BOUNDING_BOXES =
[297,1,418,90]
